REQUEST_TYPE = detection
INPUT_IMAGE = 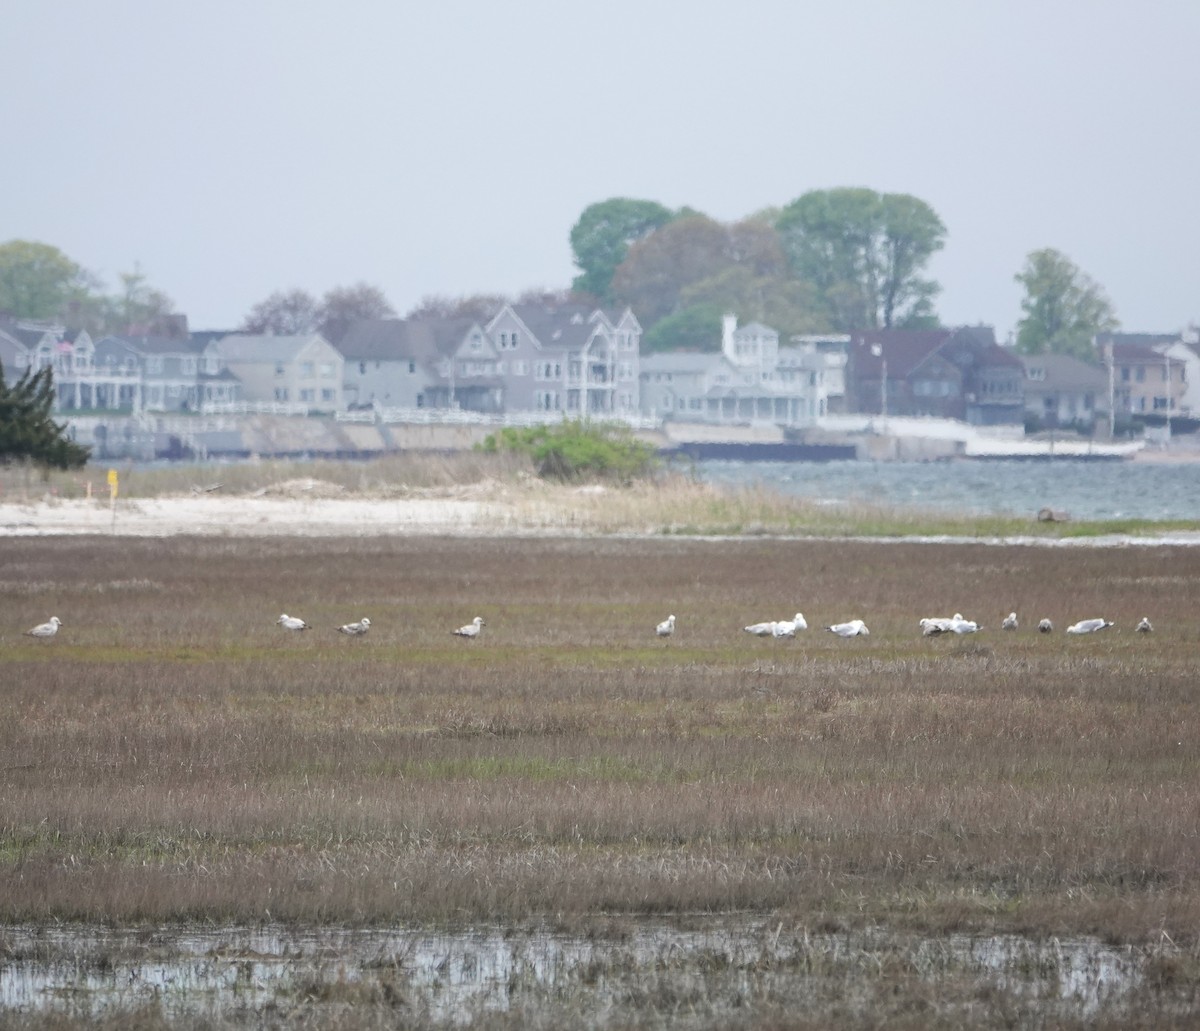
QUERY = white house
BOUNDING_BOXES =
[639,313,827,426]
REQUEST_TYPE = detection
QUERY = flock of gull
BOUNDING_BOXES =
[20,611,1154,642]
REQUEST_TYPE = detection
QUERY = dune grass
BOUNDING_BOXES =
[8,454,1198,541]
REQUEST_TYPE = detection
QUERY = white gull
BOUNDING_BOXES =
[453,616,486,639]
[1135,616,1153,633]
[1001,612,1019,630]
[772,613,808,638]
[1066,618,1114,635]
[743,620,777,636]
[24,616,62,638]
[277,614,311,631]
[336,617,371,636]
[825,619,869,638]
[656,614,676,637]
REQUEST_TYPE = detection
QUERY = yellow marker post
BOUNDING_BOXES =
[107,469,118,529]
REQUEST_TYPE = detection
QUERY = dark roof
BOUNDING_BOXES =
[850,327,1007,378]
[98,334,211,356]
[507,304,601,349]
[335,318,478,362]
[1106,340,1175,364]
[1095,332,1179,350]
[1020,353,1107,390]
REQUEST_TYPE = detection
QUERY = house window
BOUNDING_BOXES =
[470,336,482,351]
[181,357,196,375]
[359,361,366,374]
[1135,367,1145,383]
[514,361,527,375]
[321,389,335,403]
[274,388,289,401]
[299,388,315,402]
[319,362,334,377]
[146,356,163,374]
[276,362,285,376]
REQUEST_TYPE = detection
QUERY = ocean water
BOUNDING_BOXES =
[694,459,1200,522]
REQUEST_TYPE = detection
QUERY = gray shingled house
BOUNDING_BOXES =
[212,333,344,411]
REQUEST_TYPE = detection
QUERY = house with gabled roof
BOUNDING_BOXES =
[638,313,827,426]
[1019,352,1110,430]
[1095,334,1186,418]
[83,334,240,412]
[337,317,498,411]
[847,327,1024,425]
[486,303,641,416]
[212,333,344,411]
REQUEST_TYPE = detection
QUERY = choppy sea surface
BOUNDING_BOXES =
[694,459,1200,522]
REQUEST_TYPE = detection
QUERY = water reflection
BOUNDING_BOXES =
[0,922,1173,1025]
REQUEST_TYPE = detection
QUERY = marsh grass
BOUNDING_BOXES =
[1,535,1199,950]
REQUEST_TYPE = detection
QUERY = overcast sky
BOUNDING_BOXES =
[6,1,1198,339]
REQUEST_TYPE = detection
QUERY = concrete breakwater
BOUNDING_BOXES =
[64,412,1146,463]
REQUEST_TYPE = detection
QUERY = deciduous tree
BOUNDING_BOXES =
[0,240,87,320]
[240,289,321,335]
[1014,248,1118,360]
[569,198,676,301]
[776,188,945,331]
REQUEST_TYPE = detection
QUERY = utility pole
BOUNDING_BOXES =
[1106,341,1115,439]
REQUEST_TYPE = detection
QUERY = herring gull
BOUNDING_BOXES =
[453,616,486,639]
[24,616,62,638]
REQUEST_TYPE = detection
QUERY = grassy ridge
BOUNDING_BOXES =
[1,534,1198,945]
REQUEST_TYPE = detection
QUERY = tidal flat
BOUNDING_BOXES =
[2,533,1199,1027]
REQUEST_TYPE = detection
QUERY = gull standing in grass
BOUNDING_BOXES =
[1135,616,1153,633]
[825,619,869,637]
[453,616,486,639]
[277,614,311,631]
[1001,612,1019,631]
[1038,618,1054,633]
[24,616,62,638]
[772,613,808,638]
[1066,618,1114,635]
[655,614,676,638]
[336,617,371,636]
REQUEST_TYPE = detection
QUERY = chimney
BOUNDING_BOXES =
[722,313,737,361]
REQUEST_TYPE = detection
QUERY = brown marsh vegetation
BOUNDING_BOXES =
[3,532,1200,1026]
[2,532,1198,941]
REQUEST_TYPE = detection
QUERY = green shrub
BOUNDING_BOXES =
[480,419,658,483]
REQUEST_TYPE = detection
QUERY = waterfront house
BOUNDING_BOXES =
[332,303,640,418]
[85,334,241,412]
[213,333,344,411]
[846,327,1024,425]
[486,303,641,417]
[337,317,499,411]
[1019,353,1110,430]
[638,314,827,426]
[1095,335,1186,418]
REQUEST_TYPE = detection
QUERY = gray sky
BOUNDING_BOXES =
[6,1,1198,338]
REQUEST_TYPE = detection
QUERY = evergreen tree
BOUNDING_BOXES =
[0,366,90,470]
